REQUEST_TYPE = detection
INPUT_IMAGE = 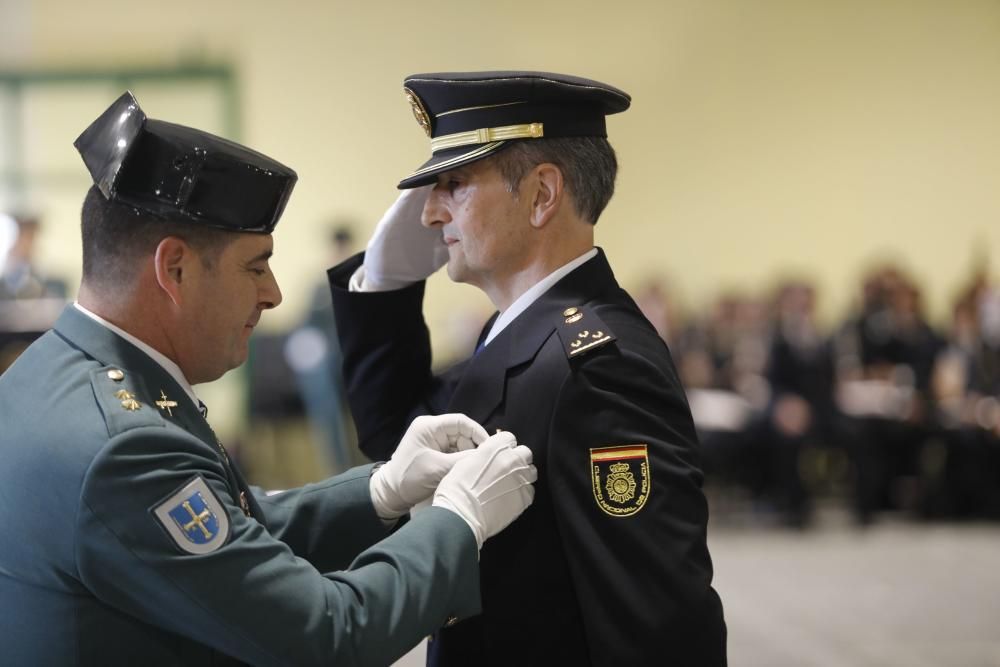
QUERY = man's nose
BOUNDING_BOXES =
[261,273,282,310]
[421,187,450,228]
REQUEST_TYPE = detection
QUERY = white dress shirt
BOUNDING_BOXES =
[481,247,598,347]
[349,247,599,350]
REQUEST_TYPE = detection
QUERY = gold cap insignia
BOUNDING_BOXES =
[404,87,432,138]
[590,445,649,517]
[114,389,142,412]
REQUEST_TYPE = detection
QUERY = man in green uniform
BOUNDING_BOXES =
[0,91,536,666]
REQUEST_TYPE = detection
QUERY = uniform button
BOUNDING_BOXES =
[562,307,579,317]
[444,615,459,627]
[107,369,125,381]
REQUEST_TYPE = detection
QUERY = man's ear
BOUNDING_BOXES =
[529,163,564,229]
[153,236,191,306]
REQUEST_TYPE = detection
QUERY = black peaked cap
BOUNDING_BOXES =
[399,71,630,188]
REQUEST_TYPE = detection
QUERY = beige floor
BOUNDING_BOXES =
[712,512,1000,667]
[395,510,1000,666]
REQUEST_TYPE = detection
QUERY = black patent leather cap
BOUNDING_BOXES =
[74,91,296,233]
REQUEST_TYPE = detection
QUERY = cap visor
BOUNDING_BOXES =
[397,141,511,189]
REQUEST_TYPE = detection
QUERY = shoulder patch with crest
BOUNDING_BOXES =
[590,445,650,517]
[152,476,230,554]
[556,306,616,359]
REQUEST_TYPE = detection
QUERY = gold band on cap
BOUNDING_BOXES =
[430,122,544,153]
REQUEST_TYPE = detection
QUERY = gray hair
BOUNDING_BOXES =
[490,136,618,224]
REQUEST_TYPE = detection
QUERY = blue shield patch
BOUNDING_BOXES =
[168,492,220,544]
[153,476,230,554]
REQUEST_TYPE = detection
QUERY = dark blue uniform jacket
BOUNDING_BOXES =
[329,249,727,666]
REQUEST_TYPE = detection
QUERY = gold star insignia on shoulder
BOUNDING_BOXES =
[155,390,179,417]
[114,389,142,412]
[556,305,616,359]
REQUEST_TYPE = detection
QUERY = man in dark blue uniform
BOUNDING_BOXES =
[328,72,727,665]
[0,91,537,666]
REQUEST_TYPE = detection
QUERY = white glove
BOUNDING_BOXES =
[369,414,488,520]
[355,185,448,291]
[433,432,537,550]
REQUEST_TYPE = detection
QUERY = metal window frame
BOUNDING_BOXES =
[0,64,240,199]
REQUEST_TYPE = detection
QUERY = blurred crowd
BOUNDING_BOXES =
[635,265,1000,528]
[3,210,999,529]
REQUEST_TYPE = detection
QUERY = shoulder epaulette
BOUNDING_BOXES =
[555,305,616,359]
[90,366,166,435]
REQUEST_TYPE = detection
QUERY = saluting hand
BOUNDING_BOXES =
[356,185,448,291]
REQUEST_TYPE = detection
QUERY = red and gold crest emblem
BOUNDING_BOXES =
[590,444,650,517]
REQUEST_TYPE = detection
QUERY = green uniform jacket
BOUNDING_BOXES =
[0,305,480,666]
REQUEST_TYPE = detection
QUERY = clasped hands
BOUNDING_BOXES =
[369,414,536,549]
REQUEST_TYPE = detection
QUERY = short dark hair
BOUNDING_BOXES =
[80,186,233,291]
[490,136,618,224]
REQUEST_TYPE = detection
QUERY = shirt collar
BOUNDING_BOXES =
[73,302,201,409]
[483,247,598,346]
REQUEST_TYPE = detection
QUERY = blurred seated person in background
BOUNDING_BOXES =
[632,276,684,346]
[834,264,943,524]
[285,222,358,471]
[672,292,771,508]
[0,212,68,373]
[757,280,837,527]
[0,211,67,300]
[0,91,536,666]
[925,278,1000,518]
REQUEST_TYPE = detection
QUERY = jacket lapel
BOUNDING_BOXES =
[446,328,509,422]
[446,249,621,423]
